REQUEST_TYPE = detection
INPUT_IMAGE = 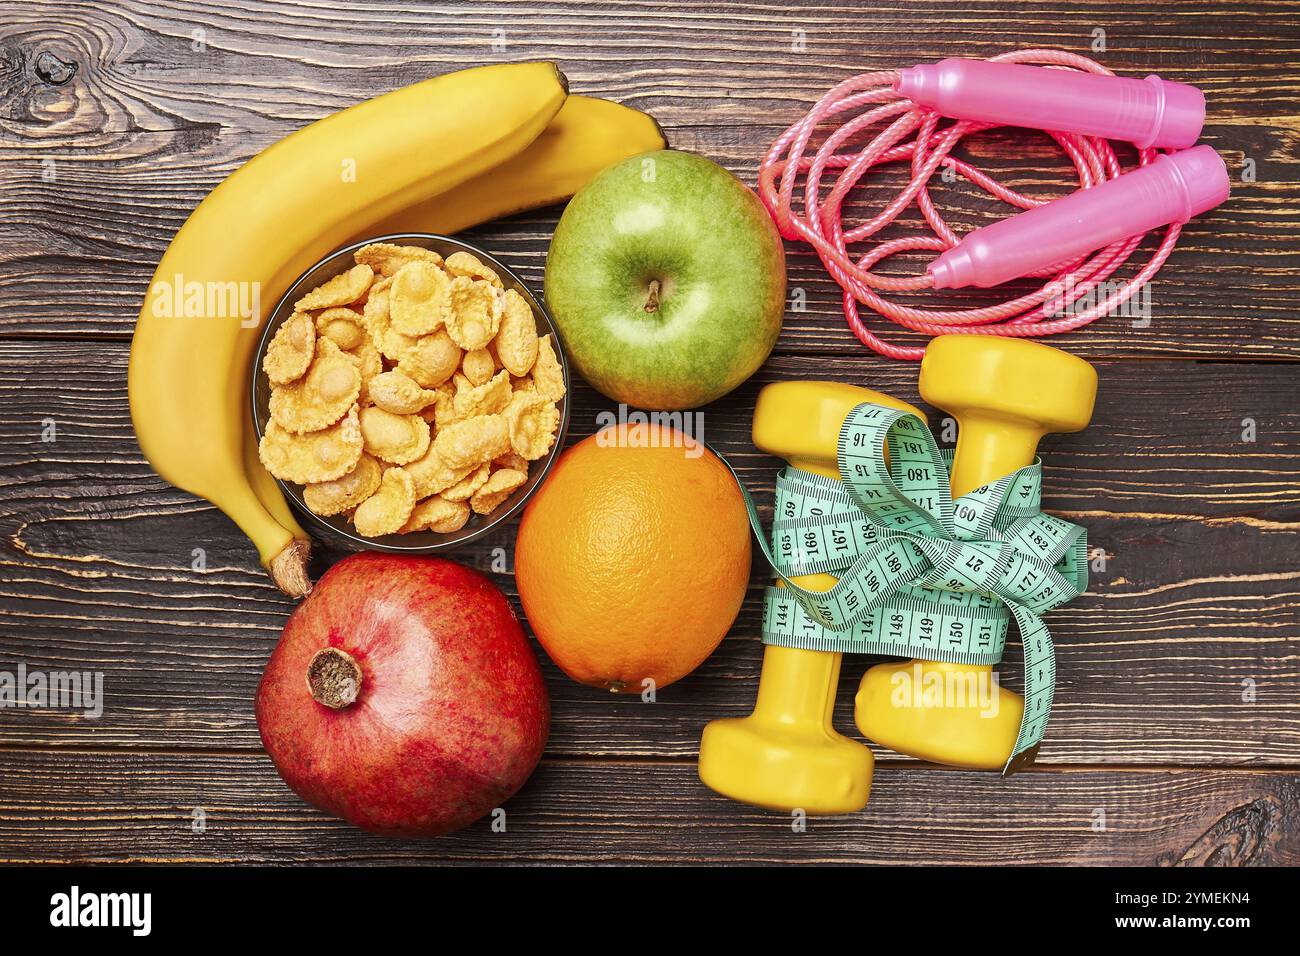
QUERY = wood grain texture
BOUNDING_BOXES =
[0,750,1295,864]
[0,0,1297,864]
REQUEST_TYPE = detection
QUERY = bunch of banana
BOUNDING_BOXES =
[129,62,666,597]
[364,94,667,237]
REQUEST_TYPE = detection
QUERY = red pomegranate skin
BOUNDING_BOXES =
[256,553,549,838]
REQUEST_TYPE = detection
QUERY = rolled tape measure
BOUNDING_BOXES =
[725,403,1089,769]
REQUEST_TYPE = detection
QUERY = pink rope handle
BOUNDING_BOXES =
[759,49,1182,360]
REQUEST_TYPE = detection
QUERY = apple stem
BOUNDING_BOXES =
[644,279,661,314]
[306,647,362,709]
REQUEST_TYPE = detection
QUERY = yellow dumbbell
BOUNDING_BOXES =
[854,335,1097,768]
[698,381,926,813]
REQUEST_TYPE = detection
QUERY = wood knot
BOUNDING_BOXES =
[1175,795,1287,866]
[34,50,77,86]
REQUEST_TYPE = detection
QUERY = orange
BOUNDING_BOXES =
[516,421,752,693]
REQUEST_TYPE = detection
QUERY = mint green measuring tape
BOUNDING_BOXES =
[730,403,1089,773]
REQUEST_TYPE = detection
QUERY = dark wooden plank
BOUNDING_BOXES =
[2,342,1296,762]
[1,1,1296,355]
[4,0,1298,134]
[2,0,1298,868]
[0,749,1295,864]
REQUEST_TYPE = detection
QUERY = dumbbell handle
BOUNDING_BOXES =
[750,627,840,723]
[751,454,846,725]
[949,415,1044,499]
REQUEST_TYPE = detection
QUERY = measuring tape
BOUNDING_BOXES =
[727,404,1089,772]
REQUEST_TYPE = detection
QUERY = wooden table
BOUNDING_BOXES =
[2,0,1297,865]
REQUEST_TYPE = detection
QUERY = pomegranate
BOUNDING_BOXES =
[256,553,549,837]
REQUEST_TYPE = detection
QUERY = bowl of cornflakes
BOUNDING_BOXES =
[251,234,571,553]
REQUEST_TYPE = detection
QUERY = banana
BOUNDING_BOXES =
[241,425,312,596]
[129,62,568,596]
[364,94,667,237]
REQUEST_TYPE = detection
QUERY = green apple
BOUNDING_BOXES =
[544,149,785,410]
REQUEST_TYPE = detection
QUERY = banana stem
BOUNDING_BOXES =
[269,539,313,598]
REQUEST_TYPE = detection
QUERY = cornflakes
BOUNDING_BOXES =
[470,467,526,516]
[434,413,509,469]
[303,453,382,516]
[494,289,539,376]
[259,405,362,484]
[430,380,460,429]
[461,347,495,386]
[404,443,474,499]
[398,328,461,388]
[362,283,415,362]
[368,369,438,415]
[507,392,560,461]
[353,467,416,537]
[315,307,365,351]
[533,334,566,402]
[355,242,443,278]
[263,312,315,385]
[359,405,430,465]
[295,263,374,311]
[493,450,529,474]
[444,250,502,287]
[440,462,491,502]
[342,340,382,404]
[443,276,501,350]
[453,369,511,419]
[390,260,451,336]
[268,338,361,434]
[401,496,470,534]
[364,275,393,308]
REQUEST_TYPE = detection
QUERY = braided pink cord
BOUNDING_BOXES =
[759,49,1182,360]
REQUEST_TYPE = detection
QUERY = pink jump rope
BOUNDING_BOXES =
[760,49,1231,359]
